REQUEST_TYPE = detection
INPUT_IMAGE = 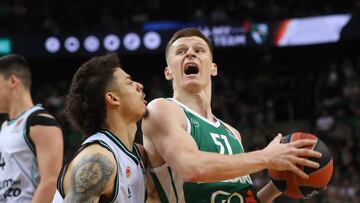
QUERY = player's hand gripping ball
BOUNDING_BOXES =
[268,132,333,199]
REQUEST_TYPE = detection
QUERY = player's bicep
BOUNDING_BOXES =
[63,150,116,203]
[30,124,63,179]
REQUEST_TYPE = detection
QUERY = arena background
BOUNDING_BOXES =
[1,1,360,202]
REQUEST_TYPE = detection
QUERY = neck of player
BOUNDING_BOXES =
[174,85,215,122]
[8,90,34,120]
[103,112,137,151]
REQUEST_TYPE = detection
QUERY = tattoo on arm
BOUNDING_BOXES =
[64,153,115,202]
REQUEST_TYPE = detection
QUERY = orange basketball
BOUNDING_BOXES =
[268,132,334,199]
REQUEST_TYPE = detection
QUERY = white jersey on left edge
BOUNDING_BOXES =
[0,105,44,203]
[53,130,146,203]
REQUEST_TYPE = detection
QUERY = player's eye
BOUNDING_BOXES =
[177,49,186,54]
[195,47,205,53]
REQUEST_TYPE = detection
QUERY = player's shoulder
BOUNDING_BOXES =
[30,105,52,115]
[148,97,173,107]
[143,98,187,128]
[147,98,182,114]
[70,143,117,169]
[222,121,241,140]
[28,106,58,122]
[81,142,115,155]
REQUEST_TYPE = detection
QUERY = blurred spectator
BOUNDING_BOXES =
[0,0,359,34]
[315,108,334,134]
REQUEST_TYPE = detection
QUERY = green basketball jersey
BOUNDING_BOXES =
[150,99,260,203]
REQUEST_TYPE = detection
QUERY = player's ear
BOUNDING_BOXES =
[211,63,218,76]
[164,66,173,81]
[105,92,120,105]
[9,75,20,89]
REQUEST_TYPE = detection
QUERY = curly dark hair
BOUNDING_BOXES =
[66,53,121,136]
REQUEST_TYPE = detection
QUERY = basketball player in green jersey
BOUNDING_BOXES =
[142,28,322,203]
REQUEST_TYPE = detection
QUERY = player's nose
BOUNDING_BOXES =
[186,48,196,58]
[136,82,143,91]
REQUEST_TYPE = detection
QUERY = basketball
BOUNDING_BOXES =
[268,132,334,199]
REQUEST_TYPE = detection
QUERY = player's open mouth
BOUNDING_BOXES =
[142,94,147,104]
[184,63,199,75]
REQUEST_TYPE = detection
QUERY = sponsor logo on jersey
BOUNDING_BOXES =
[0,178,22,201]
[199,175,253,185]
[220,175,253,184]
[126,166,131,178]
[211,189,257,203]
[190,118,200,127]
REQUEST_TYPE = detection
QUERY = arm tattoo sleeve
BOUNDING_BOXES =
[64,153,115,202]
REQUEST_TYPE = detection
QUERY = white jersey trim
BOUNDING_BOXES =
[218,120,245,152]
[168,98,221,128]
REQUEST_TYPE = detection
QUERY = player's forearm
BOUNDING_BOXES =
[257,181,281,203]
[32,179,58,203]
[178,149,269,182]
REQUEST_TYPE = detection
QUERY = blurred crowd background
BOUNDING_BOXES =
[0,0,359,33]
[1,0,360,202]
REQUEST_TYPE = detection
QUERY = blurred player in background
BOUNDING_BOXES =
[0,54,64,202]
[52,53,148,203]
